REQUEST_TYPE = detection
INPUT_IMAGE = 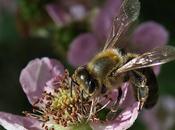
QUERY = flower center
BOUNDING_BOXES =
[51,89,78,110]
[24,71,94,129]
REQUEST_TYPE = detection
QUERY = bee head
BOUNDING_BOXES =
[73,66,99,96]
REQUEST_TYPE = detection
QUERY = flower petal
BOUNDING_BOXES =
[90,102,139,130]
[67,33,99,67]
[69,4,86,21]
[19,57,64,105]
[120,85,136,109]
[100,83,128,108]
[92,0,122,42]
[131,21,169,53]
[0,112,42,130]
[45,3,71,26]
[91,83,139,130]
[92,10,112,43]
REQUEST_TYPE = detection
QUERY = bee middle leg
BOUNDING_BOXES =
[130,70,149,110]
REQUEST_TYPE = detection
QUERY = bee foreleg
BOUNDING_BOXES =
[86,98,97,122]
[130,70,149,110]
[96,100,111,112]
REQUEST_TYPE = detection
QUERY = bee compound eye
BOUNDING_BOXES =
[88,79,97,94]
[76,67,98,94]
[77,68,88,80]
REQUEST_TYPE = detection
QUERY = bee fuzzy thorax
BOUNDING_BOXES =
[87,49,123,79]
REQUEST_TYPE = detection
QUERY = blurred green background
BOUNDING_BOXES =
[0,0,175,130]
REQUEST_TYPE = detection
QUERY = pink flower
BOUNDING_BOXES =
[90,102,139,130]
[67,33,100,67]
[20,58,64,105]
[0,57,64,130]
[0,57,140,130]
[45,1,87,27]
[90,84,140,130]
[131,21,169,75]
[131,21,169,54]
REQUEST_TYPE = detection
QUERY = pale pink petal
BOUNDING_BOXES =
[131,21,169,53]
[100,83,128,108]
[0,112,42,130]
[67,33,99,67]
[121,85,136,109]
[90,102,140,130]
[19,57,64,105]
[91,83,139,130]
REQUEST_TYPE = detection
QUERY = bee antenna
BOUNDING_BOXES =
[70,77,79,97]
[71,77,79,86]
[70,79,73,97]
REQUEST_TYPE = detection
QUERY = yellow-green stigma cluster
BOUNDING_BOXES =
[51,88,78,110]
[25,71,93,129]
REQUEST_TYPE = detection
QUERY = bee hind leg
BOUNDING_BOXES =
[131,70,149,110]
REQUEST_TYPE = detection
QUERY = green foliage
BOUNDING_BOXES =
[0,13,19,43]
[19,0,50,21]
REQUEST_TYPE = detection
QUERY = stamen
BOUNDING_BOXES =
[23,70,126,129]
[23,70,95,128]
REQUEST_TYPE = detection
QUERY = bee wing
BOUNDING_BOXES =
[103,0,140,50]
[116,46,175,73]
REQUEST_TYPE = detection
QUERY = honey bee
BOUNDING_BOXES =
[72,0,175,119]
